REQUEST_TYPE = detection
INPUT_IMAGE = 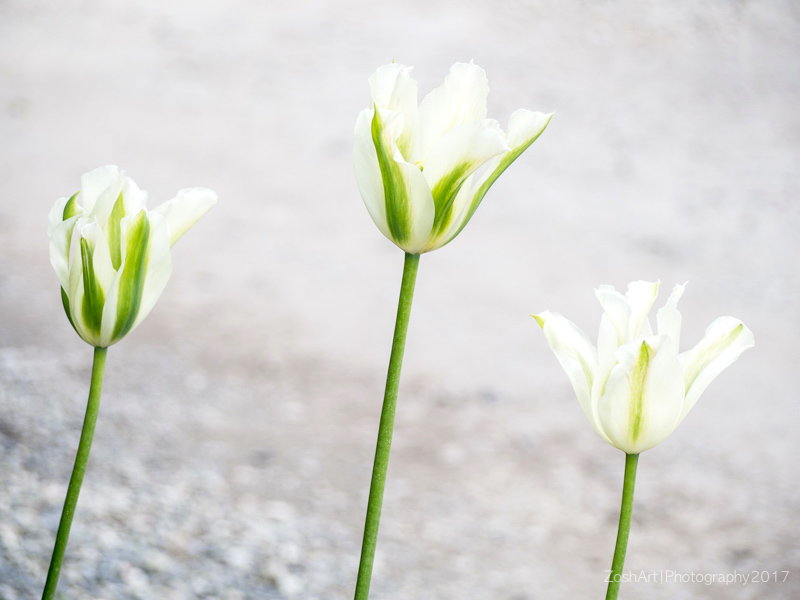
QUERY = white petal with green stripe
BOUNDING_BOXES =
[130,211,173,332]
[535,310,606,441]
[421,120,508,251]
[598,336,684,454]
[77,222,110,344]
[368,63,419,160]
[355,106,434,253]
[82,167,124,226]
[80,166,122,215]
[438,110,553,247]
[678,317,754,422]
[49,214,82,291]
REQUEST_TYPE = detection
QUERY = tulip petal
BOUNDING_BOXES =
[78,226,106,342]
[48,197,69,235]
[67,248,88,343]
[354,109,393,242]
[47,192,82,236]
[361,107,434,253]
[63,192,82,220]
[506,109,553,151]
[153,188,218,247]
[535,311,603,438]
[131,211,173,332]
[625,280,659,339]
[656,282,686,349]
[102,210,172,346]
[120,174,148,215]
[79,166,119,212]
[107,192,126,270]
[440,110,552,246]
[595,285,631,345]
[596,281,658,344]
[89,221,116,294]
[678,317,755,422]
[422,120,508,247]
[60,287,78,335]
[369,63,419,160]
[49,213,81,291]
[594,314,621,399]
[81,166,123,225]
[429,172,476,250]
[78,220,116,346]
[599,336,684,453]
[417,62,489,160]
[372,108,414,244]
[108,210,151,343]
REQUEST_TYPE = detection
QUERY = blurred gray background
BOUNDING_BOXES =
[1,1,798,598]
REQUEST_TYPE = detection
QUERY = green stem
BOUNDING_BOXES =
[605,453,639,600]
[42,346,108,600]
[354,252,420,600]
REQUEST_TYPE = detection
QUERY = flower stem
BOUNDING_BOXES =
[605,453,639,600]
[42,346,108,600]
[354,252,420,600]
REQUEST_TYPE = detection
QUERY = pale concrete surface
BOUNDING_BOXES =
[0,1,798,598]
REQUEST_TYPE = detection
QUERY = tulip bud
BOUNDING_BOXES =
[354,62,552,254]
[48,166,216,347]
[534,281,754,454]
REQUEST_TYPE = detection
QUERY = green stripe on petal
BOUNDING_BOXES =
[62,192,81,220]
[452,112,552,241]
[111,210,150,342]
[60,287,78,335]
[628,341,652,443]
[79,237,105,339]
[108,192,126,270]
[430,161,472,237]
[371,108,411,246]
[683,323,743,394]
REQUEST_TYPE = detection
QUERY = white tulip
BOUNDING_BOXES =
[534,281,754,454]
[354,62,552,254]
[48,166,217,347]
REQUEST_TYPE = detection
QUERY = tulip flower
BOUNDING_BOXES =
[533,280,754,454]
[354,61,552,254]
[48,165,217,348]
[533,280,753,600]
[41,166,216,600]
[352,62,551,600]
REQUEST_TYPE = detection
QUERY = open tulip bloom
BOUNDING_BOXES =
[355,61,552,254]
[352,61,551,599]
[42,166,216,599]
[534,281,753,600]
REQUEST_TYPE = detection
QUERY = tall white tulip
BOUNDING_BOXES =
[534,281,754,454]
[47,166,217,348]
[42,166,216,600]
[535,281,754,600]
[352,62,552,600]
[354,61,552,253]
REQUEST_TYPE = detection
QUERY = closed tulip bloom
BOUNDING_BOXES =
[534,281,754,454]
[47,166,217,348]
[354,61,552,254]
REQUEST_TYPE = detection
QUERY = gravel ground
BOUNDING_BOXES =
[1,1,799,599]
